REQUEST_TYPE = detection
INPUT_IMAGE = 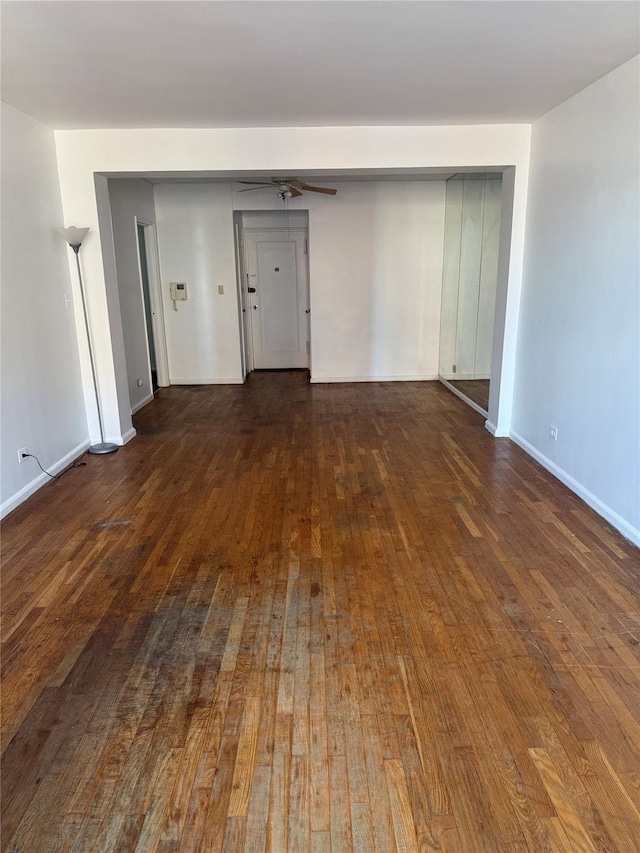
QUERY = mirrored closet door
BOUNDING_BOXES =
[439,173,502,415]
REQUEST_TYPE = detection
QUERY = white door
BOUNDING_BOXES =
[245,229,309,369]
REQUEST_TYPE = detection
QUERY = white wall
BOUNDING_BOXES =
[234,181,446,381]
[1,103,89,517]
[108,178,157,409]
[154,183,243,384]
[155,180,445,383]
[54,124,531,438]
[512,56,640,545]
[310,181,445,381]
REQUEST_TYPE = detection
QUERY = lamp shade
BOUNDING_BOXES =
[58,226,90,247]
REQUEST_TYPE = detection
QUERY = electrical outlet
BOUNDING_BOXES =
[549,425,558,441]
[218,285,225,295]
[18,446,28,464]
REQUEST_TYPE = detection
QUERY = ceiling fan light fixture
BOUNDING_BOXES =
[237,178,337,199]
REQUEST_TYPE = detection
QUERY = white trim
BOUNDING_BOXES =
[119,427,137,444]
[103,427,137,446]
[310,374,438,384]
[135,220,170,388]
[242,222,311,372]
[146,224,170,387]
[1,439,92,519]
[131,392,154,414]
[241,227,308,234]
[233,216,249,378]
[510,430,640,548]
[133,218,155,396]
[438,377,488,417]
[237,219,255,374]
[170,377,244,385]
[484,421,509,437]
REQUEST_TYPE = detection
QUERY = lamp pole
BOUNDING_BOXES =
[60,228,118,455]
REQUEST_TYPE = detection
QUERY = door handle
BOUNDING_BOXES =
[305,309,310,314]
[253,305,258,309]
[248,287,256,293]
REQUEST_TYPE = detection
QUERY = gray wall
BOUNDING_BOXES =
[1,103,89,516]
[512,56,639,543]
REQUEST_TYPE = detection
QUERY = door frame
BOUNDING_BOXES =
[134,219,170,390]
[235,221,311,375]
[233,213,252,377]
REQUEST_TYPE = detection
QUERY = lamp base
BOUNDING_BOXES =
[88,442,119,455]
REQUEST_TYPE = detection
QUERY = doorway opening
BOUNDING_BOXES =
[438,172,503,417]
[137,223,158,391]
[134,219,169,399]
[234,210,311,376]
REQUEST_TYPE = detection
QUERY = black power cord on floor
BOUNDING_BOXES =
[21,452,88,480]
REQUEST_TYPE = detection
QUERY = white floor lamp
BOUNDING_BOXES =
[59,226,118,455]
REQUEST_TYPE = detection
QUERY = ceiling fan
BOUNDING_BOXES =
[238,178,338,202]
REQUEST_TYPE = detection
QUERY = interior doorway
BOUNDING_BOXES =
[237,211,310,373]
[134,219,169,396]
[136,223,158,390]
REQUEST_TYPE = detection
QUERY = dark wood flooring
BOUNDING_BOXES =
[2,373,640,851]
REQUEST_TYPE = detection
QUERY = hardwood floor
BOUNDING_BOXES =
[2,372,640,852]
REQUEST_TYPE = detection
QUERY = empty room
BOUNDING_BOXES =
[1,1,639,850]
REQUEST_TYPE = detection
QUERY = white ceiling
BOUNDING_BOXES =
[1,1,638,130]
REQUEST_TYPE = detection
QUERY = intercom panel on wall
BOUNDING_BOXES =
[170,282,188,301]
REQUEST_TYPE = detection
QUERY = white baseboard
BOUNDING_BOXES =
[170,377,244,385]
[119,428,137,445]
[86,429,136,446]
[98,427,137,447]
[310,374,438,384]
[131,392,154,414]
[485,421,509,437]
[1,438,92,520]
[510,430,640,548]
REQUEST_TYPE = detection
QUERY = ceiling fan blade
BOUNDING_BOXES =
[238,181,274,186]
[238,186,273,192]
[287,185,303,198]
[296,184,338,195]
